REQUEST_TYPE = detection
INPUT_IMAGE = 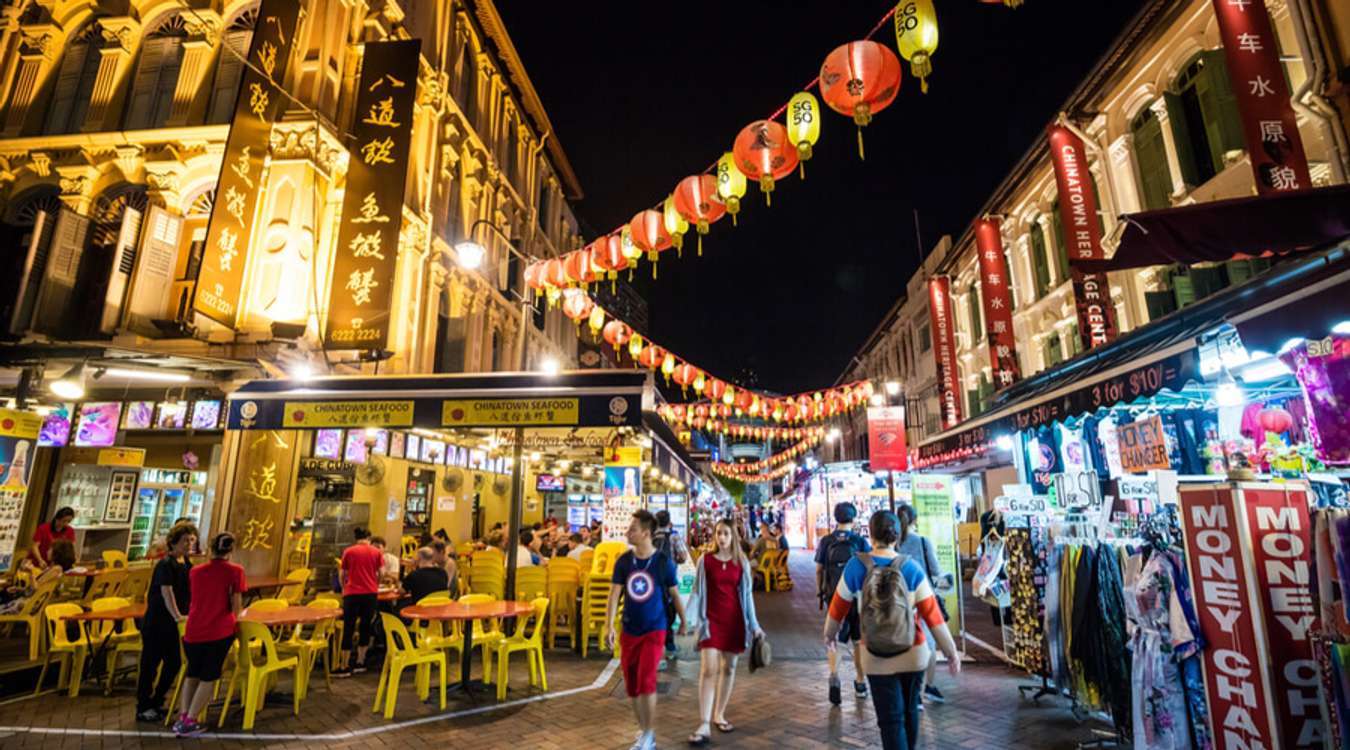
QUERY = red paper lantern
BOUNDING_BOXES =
[561,288,593,322]
[673,174,726,256]
[735,389,753,412]
[638,344,665,370]
[819,40,902,159]
[629,209,672,275]
[601,320,631,351]
[592,234,629,285]
[1257,406,1294,434]
[705,378,728,402]
[694,404,709,419]
[524,262,546,295]
[563,250,589,286]
[733,120,800,205]
[672,363,699,390]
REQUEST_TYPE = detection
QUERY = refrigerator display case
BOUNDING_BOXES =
[127,468,208,559]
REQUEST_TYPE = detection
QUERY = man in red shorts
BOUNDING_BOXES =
[606,509,687,750]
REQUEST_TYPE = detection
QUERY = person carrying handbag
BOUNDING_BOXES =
[684,518,764,746]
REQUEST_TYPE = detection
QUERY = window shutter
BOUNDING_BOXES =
[1145,290,1177,321]
[1131,107,1172,210]
[1163,90,1202,187]
[1030,223,1051,299]
[1171,271,1196,309]
[44,44,89,133]
[1198,50,1245,166]
[32,208,91,335]
[1224,259,1254,286]
[1047,335,1064,367]
[1067,323,1082,357]
[5,210,57,334]
[125,38,169,130]
[967,285,982,341]
[150,38,184,128]
[98,206,144,333]
[1049,202,1071,285]
[208,31,250,123]
[124,205,182,334]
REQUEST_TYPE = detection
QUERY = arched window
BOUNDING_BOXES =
[1029,219,1051,300]
[44,23,102,134]
[1130,103,1172,210]
[1166,52,1244,186]
[124,15,188,130]
[207,7,257,123]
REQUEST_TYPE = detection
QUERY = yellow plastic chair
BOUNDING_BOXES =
[102,550,128,569]
[401,536,418,558]
[90,596,141,693]
[469,565,505,600]
[488,597,549,701]
[410,593,463,663]
[578,549,595,574]
[456,542,476,559]
[162,621,190,723]
[279,605,337,701]
[81,570,127,604]
[33,603,88,696]
[546,558,582,648]
[249,598,290,612]
[0,572,61,661]
[514,566,548,602]
[119,564,153,603]
[458,594,504,675]
[578,574,613,658]
[373,612,446,719]
[755,549,779,592]
[591,541,627,577]
[220,621,300,730]
[277,568,311,604]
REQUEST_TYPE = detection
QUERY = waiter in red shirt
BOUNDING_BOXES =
[335,527,384,676]
[30,507,76,567]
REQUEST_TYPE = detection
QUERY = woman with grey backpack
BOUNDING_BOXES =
[822,511,960,750]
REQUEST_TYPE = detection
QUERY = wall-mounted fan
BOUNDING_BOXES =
[442,468,463,492]
[356,455,386,486]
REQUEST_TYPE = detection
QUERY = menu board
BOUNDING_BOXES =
[38,406,72,447]
[314,429,342,459]
[421,439,445,464]
[156,401,187,429]
[191,400,222,430]
[389,431,406,459]
[344,431,368,464]
[75,402,123,447]
[102,469,138,523]
[405,434,421,462]
[0,487,24,570]
[123,401,155,430]
[370,429,389,455]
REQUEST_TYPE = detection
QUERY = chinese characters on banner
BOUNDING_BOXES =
[1048,123,1119,351]
[193,0,302,328]
[927,276,963,430]
[323,39,422,350]
[1211,0,1311,194]
[1070,267,1119,350]
[973,218,1020,390]
[225,430,298,578]
[866,406,908,472]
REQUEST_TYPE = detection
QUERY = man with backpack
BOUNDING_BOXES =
[822,510,961,750]
[652,509,688,666]
[815,502,871,705]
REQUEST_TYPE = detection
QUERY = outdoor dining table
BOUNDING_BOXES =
[66,602,147,694]
[242,576,291,602]
[398,599,535,696]
[240,604,340,626]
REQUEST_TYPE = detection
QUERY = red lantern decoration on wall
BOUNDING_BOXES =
[673,174,726,256]
[732,120,800,205]
[819,40,902,159]
[638,344,665,370]
[601,320,631,352]
[629,209,672,277]
[1257,406,1294,434]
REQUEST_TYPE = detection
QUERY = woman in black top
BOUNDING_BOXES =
[136,523,197,722]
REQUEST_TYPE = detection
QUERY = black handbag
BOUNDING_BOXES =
[749,633,773,673]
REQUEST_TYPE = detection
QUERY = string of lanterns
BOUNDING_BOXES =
[710,457,802,484]
[713,433,826,476]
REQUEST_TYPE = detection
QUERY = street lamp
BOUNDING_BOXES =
[885,381,901,396]
[453,240,486,270]
[539,355,560,376]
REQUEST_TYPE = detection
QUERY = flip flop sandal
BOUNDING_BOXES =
[687,733,711,746]
[714,721,735,733]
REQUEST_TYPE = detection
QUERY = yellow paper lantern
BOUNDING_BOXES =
[587,306,605,337]
[786,92,821,178]
[716,151,747,225]
[894,0,939,94]
[723,385,735,407]
[693,371,706,393]
[628,333,644,360]
[661,353,676,382]
[663,194,688,257]
[620,225,640,277]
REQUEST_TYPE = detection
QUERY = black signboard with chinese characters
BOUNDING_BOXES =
[323,39,422,350]
[193,0,302,328]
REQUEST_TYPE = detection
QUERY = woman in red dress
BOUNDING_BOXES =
[687,519,763,746]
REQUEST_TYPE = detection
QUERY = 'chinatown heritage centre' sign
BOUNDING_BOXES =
[927,276,963,429]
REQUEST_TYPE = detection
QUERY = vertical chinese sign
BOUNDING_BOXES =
[866,406,908,472]
[323,39,422,350]
[1047,123,1119,351]
[974,218,1020,390]
[193,0,303,328]
[1211,0,1310,194]
[927,276,963,430]
[227,430,299,578]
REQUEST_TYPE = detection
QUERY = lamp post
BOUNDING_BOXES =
[453,218,546,609]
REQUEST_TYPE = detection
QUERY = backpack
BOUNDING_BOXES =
[857,553,916,658]
[820,531,861,606]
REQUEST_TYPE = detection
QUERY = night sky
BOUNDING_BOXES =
[500,0,1149,395]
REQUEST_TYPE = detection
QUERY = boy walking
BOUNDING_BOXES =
[606,510,688,750]
[815,502,871,704]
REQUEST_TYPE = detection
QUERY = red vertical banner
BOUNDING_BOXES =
[1211,0,1311,194]
[1046,124,1105,262]
[974,218,1020,390]
[866,406,907,471]
[927,276,963,430]
[1239,485,1323,748]
[1178,484,1281,749]
[1070,267,1118,350]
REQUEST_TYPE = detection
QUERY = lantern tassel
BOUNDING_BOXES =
[697,234,703,257]
[857,127,865,160]
[913,54,932,95]
[611,278,616,294]
[799,162,806,180]
[731,213,737,227]
[628,268,634,281]
[651,262,657,280]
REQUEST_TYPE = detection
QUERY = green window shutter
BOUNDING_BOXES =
[1067,323,1082,357]
[1131,106,1173,210]
[1090,173,1106,233]
[1030,223,1051,299]
[1050,201,1071,284]
[1225,259,1254,286]
[968,285,983,341]
[1145,290,1177,321]
[1164,90,1203,187]
[1198,50,1245,166]
[978,374,994,413]
[966,388,981,418]
[1172,271,1197,309]
[1047,335,1064,367]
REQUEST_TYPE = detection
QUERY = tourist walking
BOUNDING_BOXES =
[335,527,384,677]
[686,518,763,746]
[815,502,871,704]
[136,522,196,722]
[606,510,688,750]
[896,503,948,705]
[823,511,961,750]
[174,532,246,737]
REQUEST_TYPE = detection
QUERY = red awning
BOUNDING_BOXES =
[1084,185,1350,272]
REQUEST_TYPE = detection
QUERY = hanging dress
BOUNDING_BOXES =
[1123,550,1196,750]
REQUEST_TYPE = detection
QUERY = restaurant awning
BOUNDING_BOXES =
[915,242,1350,468]
[226,370,653,431]
[1081,184,1350,273]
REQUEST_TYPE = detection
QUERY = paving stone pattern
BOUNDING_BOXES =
[0,552,1108,748]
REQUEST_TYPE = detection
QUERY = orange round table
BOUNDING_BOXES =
[399,600,535,691]
[241,605,340,626]
[67,603,148,694]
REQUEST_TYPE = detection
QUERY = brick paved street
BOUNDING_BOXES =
[0,552,1111,748]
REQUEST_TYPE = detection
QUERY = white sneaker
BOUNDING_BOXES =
[628,730,655,750]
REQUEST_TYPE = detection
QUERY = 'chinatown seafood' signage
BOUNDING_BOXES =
[324,39,422,350]
[927,276,963,430]
[974,217,1020,390]
[193,0,303,328]
[1211,0,1311,195]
